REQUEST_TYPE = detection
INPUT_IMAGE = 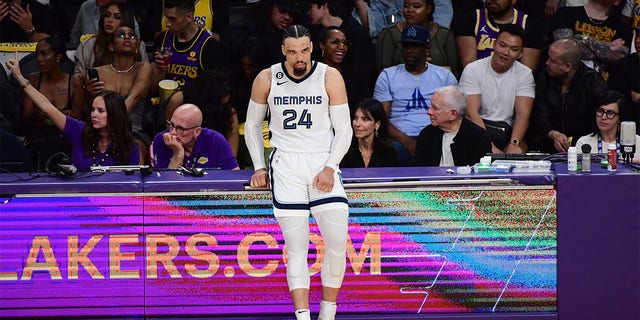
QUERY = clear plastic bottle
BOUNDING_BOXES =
[567,147,577,171]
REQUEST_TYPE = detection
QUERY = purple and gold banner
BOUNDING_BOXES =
[0,189,556,317]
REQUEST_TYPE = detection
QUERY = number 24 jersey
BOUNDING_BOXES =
[267,61,334,153]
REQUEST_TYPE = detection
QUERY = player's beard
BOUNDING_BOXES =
[293,64,307,77]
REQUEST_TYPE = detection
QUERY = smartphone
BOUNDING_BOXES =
[87,68,99,81]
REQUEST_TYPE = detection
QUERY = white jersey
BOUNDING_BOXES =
[267,61,332,153]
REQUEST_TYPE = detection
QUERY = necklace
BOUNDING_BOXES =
[110,63,135,73]
[92,143,112,166]
[584,6,606,25]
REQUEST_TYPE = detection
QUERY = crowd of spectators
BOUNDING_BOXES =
[1,0,639,173]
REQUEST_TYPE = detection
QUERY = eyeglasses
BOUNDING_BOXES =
[115,31,138,40]
[596,108,619,119]
[166,120,199,134]
[328,39,350,47]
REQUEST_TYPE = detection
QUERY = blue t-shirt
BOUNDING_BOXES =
[151,128,238,170]
[374,63,458,137]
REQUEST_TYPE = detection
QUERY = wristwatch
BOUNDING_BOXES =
[25,26,36,36]
[511,139,520,145]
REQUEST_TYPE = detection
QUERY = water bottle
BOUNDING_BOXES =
[567,147,577,171]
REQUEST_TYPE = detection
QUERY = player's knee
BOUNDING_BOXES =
[287,256,311,290]
[324,247,346,277]
[287,255,309,277]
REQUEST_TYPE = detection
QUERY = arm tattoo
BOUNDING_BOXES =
[576,34,630,63]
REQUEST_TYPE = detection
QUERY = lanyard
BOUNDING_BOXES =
[597,134,620,154]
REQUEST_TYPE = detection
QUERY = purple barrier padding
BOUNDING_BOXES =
[556,165,640,320]
[0,168,554,195]
[141,168,555,193]
[1,190,556,318]
[0,172,143,194]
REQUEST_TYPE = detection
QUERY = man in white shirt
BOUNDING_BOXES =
[459,23,535,154]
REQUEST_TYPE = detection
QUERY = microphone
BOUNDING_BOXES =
[180,166,205,177]
[180,153,206,176]
[620,121,636,163]
[45,152,77,178]
[56,164,78,176]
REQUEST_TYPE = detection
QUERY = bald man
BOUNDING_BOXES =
[529,38,608,154]
[150,103,239,170]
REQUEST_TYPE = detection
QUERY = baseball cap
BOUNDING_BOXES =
[274,0,301,14]
[401,25,430,46]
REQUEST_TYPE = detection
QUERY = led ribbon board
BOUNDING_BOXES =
[0,189,556,317]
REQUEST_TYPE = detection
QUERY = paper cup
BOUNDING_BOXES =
[158,79,179,101]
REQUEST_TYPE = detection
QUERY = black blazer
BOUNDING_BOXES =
[414,118,492,166]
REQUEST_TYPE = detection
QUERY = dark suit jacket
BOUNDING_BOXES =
[530,63,607,153]
[414,118,492,166]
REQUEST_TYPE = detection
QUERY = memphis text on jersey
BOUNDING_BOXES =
[273,95,323,106]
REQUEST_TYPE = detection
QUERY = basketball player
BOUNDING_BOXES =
[245,24,352,320]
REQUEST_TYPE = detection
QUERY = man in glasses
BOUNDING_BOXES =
[150,103,239,170]
[529,38,608,154]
